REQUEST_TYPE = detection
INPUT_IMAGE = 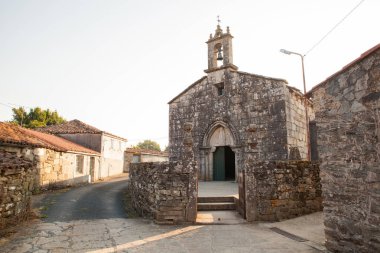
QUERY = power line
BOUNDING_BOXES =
[305,0,366,56]
[0,102,13,108]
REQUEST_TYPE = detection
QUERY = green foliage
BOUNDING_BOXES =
[135,140,161,151]
[11,107,66,129]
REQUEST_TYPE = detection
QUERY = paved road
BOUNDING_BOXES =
[0,175,327,253]
[37,177,128,222]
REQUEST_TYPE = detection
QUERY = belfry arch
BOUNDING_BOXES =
[199,121,241,181]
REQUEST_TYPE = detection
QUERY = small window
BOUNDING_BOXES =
[214,82,225,96]
[217,85,224,96]
[76,155,84,174]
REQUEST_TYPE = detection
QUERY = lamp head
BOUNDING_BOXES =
[280,49,292,55]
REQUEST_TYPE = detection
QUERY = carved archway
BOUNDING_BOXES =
[202,120,240,147]
[199,120,241,181]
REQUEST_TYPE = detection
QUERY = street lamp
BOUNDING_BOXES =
[280,48,311,161]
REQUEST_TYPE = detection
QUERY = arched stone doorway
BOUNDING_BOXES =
[200,121,240,181]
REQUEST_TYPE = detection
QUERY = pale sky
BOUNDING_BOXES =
[0,0,379,149]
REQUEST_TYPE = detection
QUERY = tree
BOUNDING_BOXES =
[135,140,161,151]
[11,107,66,129]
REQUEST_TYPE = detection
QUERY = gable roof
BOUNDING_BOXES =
[168,76,207,104]
[39,119,102,134]
[0,122,100,155]
[38,119,128,141]
[307,43,380,97]
[168,70,288,104]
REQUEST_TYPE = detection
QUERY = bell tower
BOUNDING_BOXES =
[205,21,238,73]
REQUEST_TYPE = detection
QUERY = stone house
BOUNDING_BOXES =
[169,24,314,181]
[39,119,128,178]
[308,43,380,253]
[0,122,101,188]
[124,148,168,172]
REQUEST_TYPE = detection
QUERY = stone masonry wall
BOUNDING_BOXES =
[285,88,315,159]
[129,161,197,224]
[0,146,98,189]
[124,151,133,173]
[37,149,95,188]
[245,161,322,222]
[0,150,37,229]
[311,47,380,252]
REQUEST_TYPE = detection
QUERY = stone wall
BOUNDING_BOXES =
[310,46,380,252]
[285,87,314,159]
[245,161,322,222]
[0,150,37,229]
[124,150,169,173]
[0,145,100,189]
[124,151,133,173]
[129,161,197,224]
[37,149,96,187]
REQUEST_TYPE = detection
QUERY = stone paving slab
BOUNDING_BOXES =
[196,210,246,224]
[198,181,238,198]
[0,213,327,253]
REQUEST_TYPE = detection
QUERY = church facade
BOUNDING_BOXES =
[169,24,313,181]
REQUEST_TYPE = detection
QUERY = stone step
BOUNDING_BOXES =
[197,202,236,211]
[197,196,235,203]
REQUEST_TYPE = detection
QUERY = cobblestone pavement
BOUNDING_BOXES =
[1,216,326,253]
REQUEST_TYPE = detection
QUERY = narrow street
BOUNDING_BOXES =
[0,175,326,253]
[37,176,128,222]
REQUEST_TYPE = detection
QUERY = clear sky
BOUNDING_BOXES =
[1,0,379,149]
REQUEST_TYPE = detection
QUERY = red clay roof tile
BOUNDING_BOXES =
[0,122,100,155]
[38,119,127,141]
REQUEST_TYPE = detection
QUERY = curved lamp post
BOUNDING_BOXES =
[280,49,311,161]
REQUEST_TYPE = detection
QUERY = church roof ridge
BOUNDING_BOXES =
[168,76,207,104]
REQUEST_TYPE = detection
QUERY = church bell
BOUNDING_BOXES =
[217,48,223,61]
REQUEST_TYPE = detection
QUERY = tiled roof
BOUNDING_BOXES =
[39,119,102,134]
[0,122,100,155]
[0,150,33,170]
[125,148,168,156]
[38,119,128,141]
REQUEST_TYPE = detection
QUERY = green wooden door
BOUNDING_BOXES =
[213,147,225,181]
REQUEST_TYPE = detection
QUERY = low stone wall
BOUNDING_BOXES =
[129,161,197,224]
[245,161,322,222]
[0,151,37,230]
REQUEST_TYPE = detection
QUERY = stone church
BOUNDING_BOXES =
[169,24,312,181]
